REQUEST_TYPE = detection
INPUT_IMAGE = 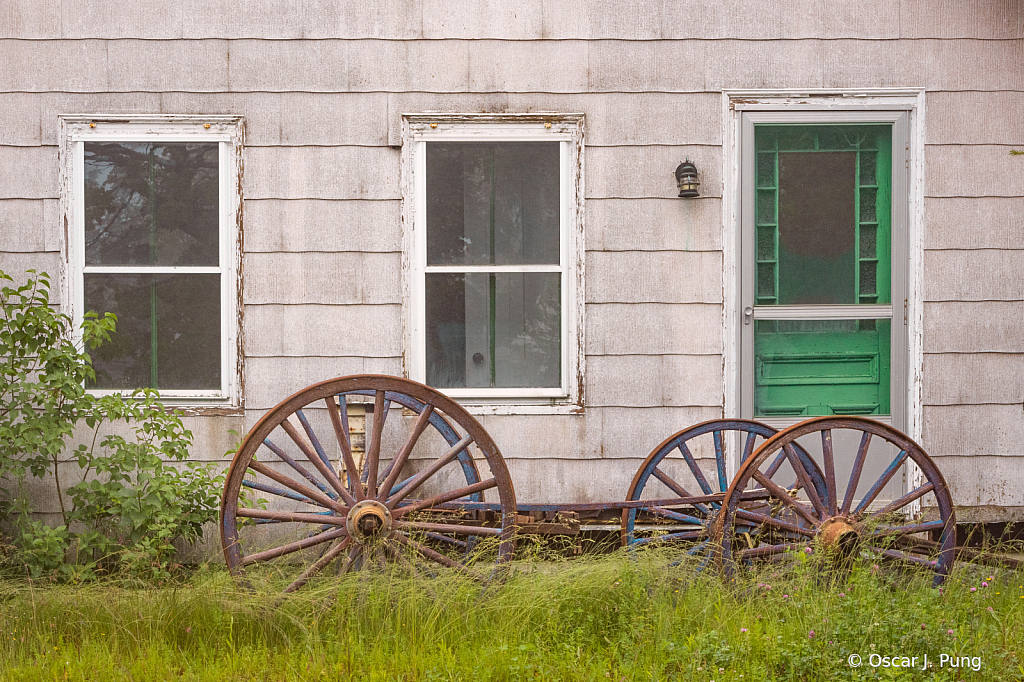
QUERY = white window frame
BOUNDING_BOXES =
[723,89,925,488]
[58,115,244,409]
[401,114,585,414]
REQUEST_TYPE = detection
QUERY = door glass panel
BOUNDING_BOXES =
[425,142,560,266]
[425,272,560,389]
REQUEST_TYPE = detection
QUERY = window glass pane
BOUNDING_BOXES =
[426,142,560,266]
[84,273,221,390]
[425,272,560,389]
[777,151,857,305]
[84,142,219,266]
[754,319,890,417]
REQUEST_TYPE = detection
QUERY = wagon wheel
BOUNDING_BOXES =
[621,419,826,567]
[713,416,956,586]
[221,375,517,593]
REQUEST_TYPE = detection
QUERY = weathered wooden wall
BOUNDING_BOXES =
[1,0,1022,521]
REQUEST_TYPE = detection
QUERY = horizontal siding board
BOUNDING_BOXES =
[590,406,724,458]
[38,92,164,144]
[179,415,248,461]
[924,197,1024,250]
[0,199,57,252]
[0,146,58,199]
[246,146,400,200]
[349,40,471,92]
[243,303,402,357]
[423,0,542,40]
[894,39,1024,90]
[244,252,401,305]
[704,40,824,90]
[586,251,723,304]
[0,0,60,39]
[587,197,723,252]
[586,354,723,407]
[386,92,512,145]
[0,41,109,92]
[505,457,637,504]
[588,40,705,92]
[923,301,1024,353]
[587,146,722,199]
[468,41,589,93]
[542,0,661,40]
[157,92,389,146]
[228,40,351,92]
[0,94,41,145]
[244,356,403,409]
[107,40,230,92]
[928,456,1024,511]
[923,353,1024,406]
[0,252,62,291]
[587,303,724,355]
[928,92,1024,145]
[924,250,1024,301]
[900,0,1023,39]
[244,199,402,253]
[922,404,1024,457]
[925,145,1024,198]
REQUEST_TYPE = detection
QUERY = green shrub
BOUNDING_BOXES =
[0,269,223,580]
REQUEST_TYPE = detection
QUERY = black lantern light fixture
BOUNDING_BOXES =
[675,159,700,198]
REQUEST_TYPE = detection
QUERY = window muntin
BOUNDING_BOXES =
[65,118,241,404]
[407,117,582,403]
[742,120,903,422]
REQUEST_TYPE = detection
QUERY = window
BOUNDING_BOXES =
[403,115,584,409]
[60,116,242,406]
[734,104,916,431]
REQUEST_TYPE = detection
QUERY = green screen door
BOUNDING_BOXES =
[750,124,892,417]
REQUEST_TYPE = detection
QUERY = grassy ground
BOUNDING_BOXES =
[0,547,1022,681]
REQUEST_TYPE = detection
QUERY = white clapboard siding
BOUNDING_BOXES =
[587,198,723,253]
[924,302,1024,353]
[587,146,722,199]
[924,250,1024,301]
[245,356,403,410]
[0,252,62,289]
[0,146,58,198]
[923,353,1024,406]
[923,404,1024,458]
[924,197,1024,250]
[925,145,1024,197]
[244,252,401,305]
[928,91,1024,145]
[586,354,723,407]
[243,304,403,357]
[587,303,724,355]
[587,251,723,304]
[244,200,402,254]
[0,199,59,252]
[246,146,400,200]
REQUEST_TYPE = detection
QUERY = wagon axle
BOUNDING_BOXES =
[347,500,393,544]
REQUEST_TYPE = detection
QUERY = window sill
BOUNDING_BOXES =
[454,402,584,416]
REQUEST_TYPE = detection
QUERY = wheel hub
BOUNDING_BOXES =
[346,500,393,544]
[817,516,860,556]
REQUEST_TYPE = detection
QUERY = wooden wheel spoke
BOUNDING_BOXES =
[248,460,348,514]
[713,430,728,493]
[326,395,366,502]
[736,541,810,560]
[237,507,346,526]
[392,531,467,572]
[821,429,838,516]
[283,538,353,594]
[241,527,349,566]
[763,449,788,478]
[854,450,909,515]
[678,442,714,496]
[363,391,388,497]
[734,509,816,537]
[394,478,497,518]
[280,412,358,507]
[632,530,706,546]
[242,478,321,506]
[339,545,364,575]
[741,431,758,463]
[866,519,945,540]
[751,471,820,527]
[423,532,468,549]
[866,483,936,521]
[841,432,872,515]
[784,444,827,519]
[644,506,706,526]
[387,434,474,507]
[394,520,502,537]
[261,439,338,501]
[377,405,435,502]
[652,467,711,515]
[868,545,941,571]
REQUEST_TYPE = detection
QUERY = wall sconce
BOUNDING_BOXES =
[675,160,700,198]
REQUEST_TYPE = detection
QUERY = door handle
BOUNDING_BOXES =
[743,307,754,325]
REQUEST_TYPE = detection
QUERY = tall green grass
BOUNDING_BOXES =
[1,548,1022,681]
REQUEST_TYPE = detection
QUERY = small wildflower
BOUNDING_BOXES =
[982,582,989,587]
[970,587,977,592]
[740,628,748,633]
[783,594,789,599]
[987,607,994,613]
[719,668,725,673]
[839,592,845,597]
[948,629,954,635]
[803,547,812,554]
[185,627,191,633]
[921,624,926,630]
[808,630,815,639]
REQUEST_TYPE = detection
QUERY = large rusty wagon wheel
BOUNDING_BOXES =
[221,375,517,593]
[621,419,826,567]
[713,416,956,586]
